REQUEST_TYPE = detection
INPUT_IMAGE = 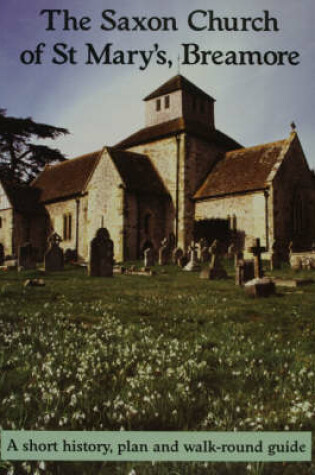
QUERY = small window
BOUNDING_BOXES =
[164,95,170,109]
[156,99,161,111]
[63,214,72,241]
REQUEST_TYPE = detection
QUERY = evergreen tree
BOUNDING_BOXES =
[0,109,69,182]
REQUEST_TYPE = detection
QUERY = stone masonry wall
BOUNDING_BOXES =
[195,191,267,253]
[272,136,315,247]
[183,135,231,250]
[127,137,177,243]
[45,199,78,253]
[145,90,183,127]
[87,150,124,262]
[0,208,13,256]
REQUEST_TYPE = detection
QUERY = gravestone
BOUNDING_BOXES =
[89,227,114,277]
[235,260,255,286]
[44,232,64,272]
[144,247,155,267]
[18,242,36,270]
[0,244,4,266]
[200,239,227,279]
[245,238,275,297]
[158,237,170,265]
[250,238,266,278]
[244,277,276,297]
[228,242,242,267]
[270,240,281,270]
[200,244,210,263]
[172,247,184,265]
[184,242,201,272]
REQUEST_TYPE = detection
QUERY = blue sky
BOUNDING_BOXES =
[1,0,315,167]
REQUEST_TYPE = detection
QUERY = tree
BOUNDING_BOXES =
[0,109,69,182]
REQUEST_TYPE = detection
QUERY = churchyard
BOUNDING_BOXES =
[0,237,315,475]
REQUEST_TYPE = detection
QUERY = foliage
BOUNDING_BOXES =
[0,263,314,474]
[0,109,69,182]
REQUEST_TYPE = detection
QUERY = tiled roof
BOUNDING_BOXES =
[0,178,44,214]
[115,117,241,150]
[32,150,102,202]
[194,138,289,199]
[144,75,215,102]
[108,149,168,196]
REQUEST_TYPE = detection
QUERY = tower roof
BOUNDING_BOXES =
[143,75,215,102]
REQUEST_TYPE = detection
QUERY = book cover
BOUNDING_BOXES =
[0,1,314,474]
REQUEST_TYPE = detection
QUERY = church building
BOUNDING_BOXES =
[0,75,314,262]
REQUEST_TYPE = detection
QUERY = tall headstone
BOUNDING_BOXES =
[18,242,36,270]
[144,247,155,267]
[158,237,170,265]
[200,239,227,279]
[270,240,281,270]
[0,244,4,266]
[250,238,266,278]
[245,238,275,297]
[45,232,64,272]
[172,247,184,265]
[184,242,201,272]
[235,260,255,286]
[200,239,210,263]
[89,228,114,277]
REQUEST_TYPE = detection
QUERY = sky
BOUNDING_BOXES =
[1,0,315,167]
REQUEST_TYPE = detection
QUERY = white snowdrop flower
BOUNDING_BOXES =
[44,414,50,424]
[39,461,46,470]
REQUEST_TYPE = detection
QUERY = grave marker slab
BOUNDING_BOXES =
[200,239,227,279]
[45,232,64,272]
[89,228,114,277]
[244,277,276,297]
[249,238,266,278]
[144,247,155,267]
[18,242,36,270]
[184,242,200,272]
[235,260,255,286]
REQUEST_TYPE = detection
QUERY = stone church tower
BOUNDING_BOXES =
[117,75,240,252]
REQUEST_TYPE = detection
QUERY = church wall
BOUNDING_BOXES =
[138,194,168,256]
[86,151,125,262]
[28,214,47,260]
[195,191,267,251]
[77,194,89,260]
[127,134,231,253]
[182,135,228,251]
[145,90,183,127]
[182,91,214,129]
[124,193,138,260]
[0,208,13,256]
[272,137,315,248]
[45,199,78,253]
[127,137,177,241]
[123,192,168,260]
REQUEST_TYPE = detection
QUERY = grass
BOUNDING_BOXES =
[0,260,314,475]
